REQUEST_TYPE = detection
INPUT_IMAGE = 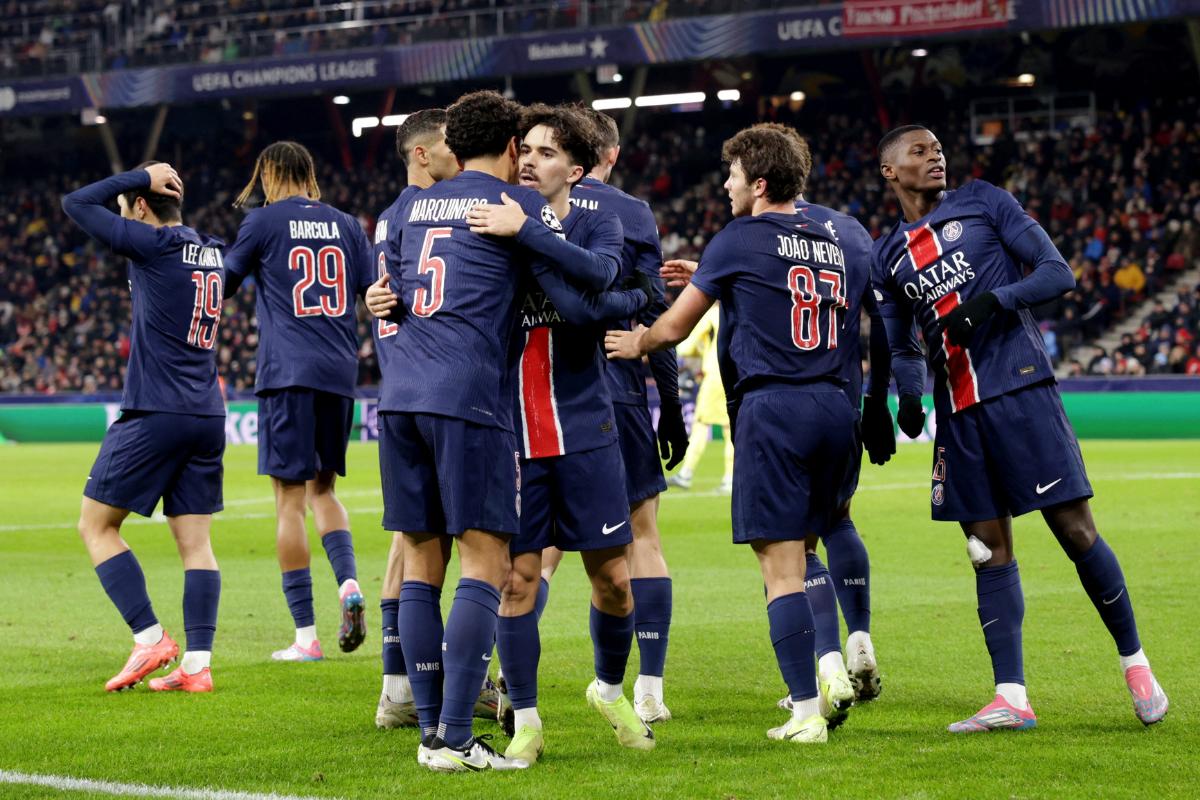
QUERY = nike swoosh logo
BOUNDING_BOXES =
[1036,478,1062,495]
[601,521,627,535]
[1102,588,1125,605]
[981,618,999,630]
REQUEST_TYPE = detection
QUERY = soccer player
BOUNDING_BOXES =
[871,125,1168,731]
[607,123,865,744]
[666,304,734,493]
[366,109,469,729]
[224,142,374,663]
[464,103,656,763]
[376,90,632,772]
[535,107,686,724]
[63,162,225,693]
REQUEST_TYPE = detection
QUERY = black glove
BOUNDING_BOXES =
[896,393,926,439]
[938,291,1000,348]
[621,271,656,311]
[656,400,689,471]
[860,394,896,466]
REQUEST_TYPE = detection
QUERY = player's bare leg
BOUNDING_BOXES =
[1042,499,1167,725]
[628,495,673,722]
[580,545,654,750]
[80,497,178,691]
[376,532,416,728]
[150,514,219,692]
[496,551,545,761]
[753,539,826,743]
[946,516,1036,732]
[423,530,526,771]
[308,470,364,652]
[270,478,322,661]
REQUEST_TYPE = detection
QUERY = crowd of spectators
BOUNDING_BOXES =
[2,0,824,77]
[3,93,1199,396]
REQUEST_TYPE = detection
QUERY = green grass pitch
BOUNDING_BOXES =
[0,440,1197,799]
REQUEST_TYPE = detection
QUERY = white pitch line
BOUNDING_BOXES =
[0,472,1194,534]
[0,769,342,800]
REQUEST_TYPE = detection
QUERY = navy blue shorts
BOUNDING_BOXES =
[511,442,633,555]
[378,411,520,537]
[731,386,858,544]
[258,387,354,481]
[85,411,225,518]
[931,381,1092,522]
[835,421,864,510]
[613,402,666,505]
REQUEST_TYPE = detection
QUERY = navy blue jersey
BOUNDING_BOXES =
[516,205,643,458]
[572,176,679,405]
[371,185,423,379]
[871,180,1056,417]
[690,211,849,396]
[796,198,875,407]
[380,171,564,430]
[62,170,226,416]
[224,196,373,398]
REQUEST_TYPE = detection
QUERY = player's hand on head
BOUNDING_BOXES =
[896,393,926,439]
[466,191,527,237]
[661,259,698,287]
[145,163,183,199]
[656,400,689,470]
[860,394,896,465]
[938,292,1001,348]
[604,325,646,361]
[365,272,398,318]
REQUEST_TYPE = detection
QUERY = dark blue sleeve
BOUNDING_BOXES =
[381,213,408,325]
[991,225,1076,311]
[861,288,892,398]
[871,246,926,397]
[534,269,645,325]
[689,227,739,301]
[517,200,620,291]
[352,223,375,297]
[221,213,260,297]
[61,170,161,262]
[629,205,679,404]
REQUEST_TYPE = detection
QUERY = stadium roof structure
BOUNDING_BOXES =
[2,0,1198,118]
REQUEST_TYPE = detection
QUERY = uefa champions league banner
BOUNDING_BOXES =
[1,0,1198,117]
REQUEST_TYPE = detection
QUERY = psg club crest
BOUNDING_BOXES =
[541,204,563,232]
[931,483,945,506]
[942,220,963,242]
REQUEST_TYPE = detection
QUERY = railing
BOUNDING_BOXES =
[969,92,1097,144]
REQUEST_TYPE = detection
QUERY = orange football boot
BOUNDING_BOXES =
[105,631,179,692]
[149,665,213,693]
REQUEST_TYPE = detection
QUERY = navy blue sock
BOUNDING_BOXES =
[590,605,634,685]
[496,611,540,709]
[438,579,500,748]
[95,550,158,634]
[976,561,1025,686]
[320,529,357,586]
[533,577,550,621]
[804,555,841,659]
[380,598,404,675]
[767,592,818,701]
[182,569,220,652]
[824,517,871,633]
[1070,536,1141,656]
[281,568,314,628]
[630,577,672,677]
[398,581,443,737]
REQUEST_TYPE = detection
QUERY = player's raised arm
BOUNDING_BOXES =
[467,191,620,291]
[939,184,1075,347]
[62,164,181,261]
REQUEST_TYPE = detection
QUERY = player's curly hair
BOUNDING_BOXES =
[445,90,522,162]
[580,107,620,152]
[396,108,448,164]
[721,123,810,203]
[234,140,321,208]
[519,103,603,182]
[122,160,182,222]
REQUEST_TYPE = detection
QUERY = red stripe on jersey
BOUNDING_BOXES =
[905,224,943,270]
[519,328,564,458]
[932,293,981,412]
